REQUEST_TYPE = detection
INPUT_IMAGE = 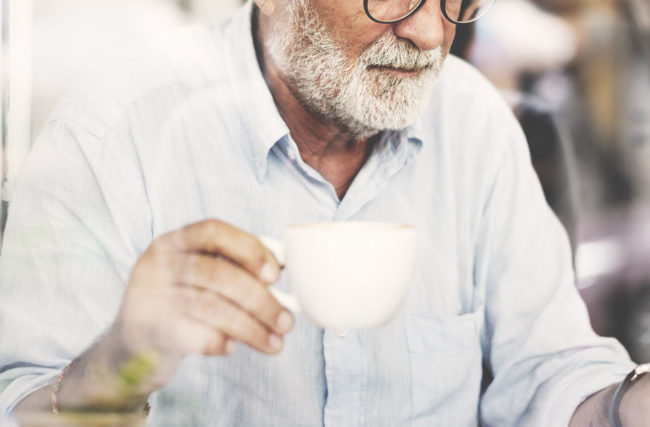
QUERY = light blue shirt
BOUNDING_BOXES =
[0,2,634,425]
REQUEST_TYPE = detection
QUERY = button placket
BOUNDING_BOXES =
[335,329,350,337]
[323,329,366,426]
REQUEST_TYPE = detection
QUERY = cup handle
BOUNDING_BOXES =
[259,236,302,313]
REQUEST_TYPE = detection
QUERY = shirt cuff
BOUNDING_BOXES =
[540,361,636,426]
[0,371,61,415]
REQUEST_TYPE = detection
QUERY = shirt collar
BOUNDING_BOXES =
[404,119,426,146]
[222,1,289,182]
[222,1,426,182]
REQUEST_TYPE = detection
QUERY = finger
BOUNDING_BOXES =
[171,317,237,356]
[174,253,293,334]
[163,219,280,283]
[177,285,284,355]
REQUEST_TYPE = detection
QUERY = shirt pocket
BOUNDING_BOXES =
[406,309,484,421]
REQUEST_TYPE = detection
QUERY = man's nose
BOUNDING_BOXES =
[392,0,445,51]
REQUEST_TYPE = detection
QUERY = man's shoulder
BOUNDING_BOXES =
[419,54,524,174]
[432,55,519,133]
[48,23,233,139]
[439,55,482,80]
[434,55,505,107]
[423,54,517,138]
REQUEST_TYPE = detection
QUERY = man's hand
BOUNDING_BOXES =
[16,219,293,413]
[112,219,292,386]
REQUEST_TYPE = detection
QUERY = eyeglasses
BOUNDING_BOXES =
[364,0,496,25]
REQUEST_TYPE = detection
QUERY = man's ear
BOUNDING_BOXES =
[254,0,276,16]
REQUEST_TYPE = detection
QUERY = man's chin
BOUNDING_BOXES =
[358,87,434,132]
[342,106,425,139]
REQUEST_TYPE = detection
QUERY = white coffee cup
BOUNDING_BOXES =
[260,222,417,330]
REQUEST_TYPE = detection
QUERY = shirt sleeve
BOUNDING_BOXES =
[475,111,635,426]
[0,118,151,414]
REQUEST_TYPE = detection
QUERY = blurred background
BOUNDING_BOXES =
[0,0,649,361]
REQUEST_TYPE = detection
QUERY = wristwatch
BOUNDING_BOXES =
[609,363,650,427]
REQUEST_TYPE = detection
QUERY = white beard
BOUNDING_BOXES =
[266,0,445,139]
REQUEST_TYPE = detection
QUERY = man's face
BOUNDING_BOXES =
[266,0,456,138]
[307,0,456,65]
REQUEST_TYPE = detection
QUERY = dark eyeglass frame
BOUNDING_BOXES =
[363,0,490,25]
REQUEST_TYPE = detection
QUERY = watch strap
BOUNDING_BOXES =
[609,363,650,427]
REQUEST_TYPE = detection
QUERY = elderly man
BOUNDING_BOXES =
[0,0,647,425]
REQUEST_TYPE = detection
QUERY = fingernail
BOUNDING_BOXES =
[269,334,282,351]
[225,339,237,354]
[261,263,279,283]
[276,311,293,332]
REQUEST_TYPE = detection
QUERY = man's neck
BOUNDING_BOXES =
[255,9,377,199]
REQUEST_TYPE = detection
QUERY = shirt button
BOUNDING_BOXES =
[287,149,297,161]
[335,329,349,337]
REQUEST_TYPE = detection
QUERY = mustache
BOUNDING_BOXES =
[361,33,441,71]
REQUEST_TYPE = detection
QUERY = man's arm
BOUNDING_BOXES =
[12,219,291,414]
[0,116,292,414]
[570,374,650,427]
[468,92,636,424]
[14,331,155,414]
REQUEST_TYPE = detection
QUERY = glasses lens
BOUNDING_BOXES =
[366,0,422,23]
[445,0,496,23]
